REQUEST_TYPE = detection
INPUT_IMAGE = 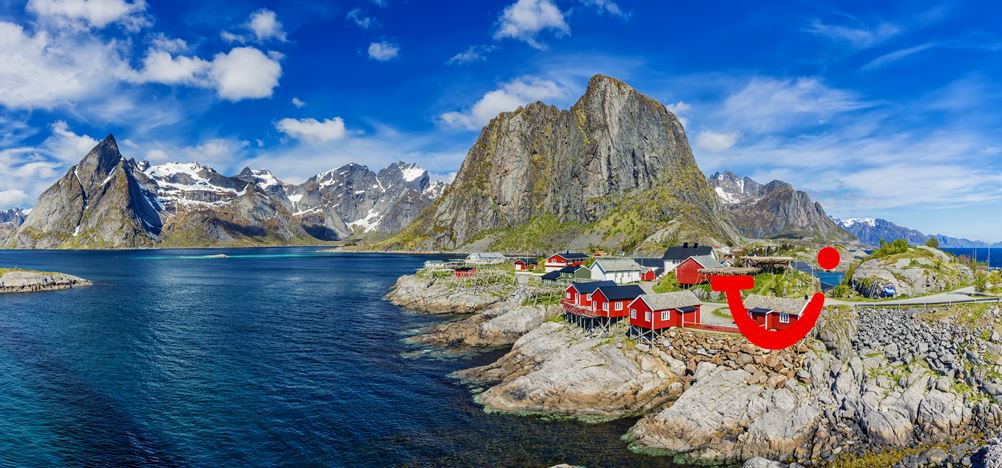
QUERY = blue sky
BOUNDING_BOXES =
[1,0,1001,240]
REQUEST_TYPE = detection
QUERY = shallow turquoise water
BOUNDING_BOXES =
[0,248,673,466]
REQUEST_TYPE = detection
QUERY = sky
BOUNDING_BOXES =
[1,0,1002,240]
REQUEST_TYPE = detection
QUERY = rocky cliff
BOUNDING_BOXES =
[385,74,737,254]
[710,171,853,242]
[8,135,444,248]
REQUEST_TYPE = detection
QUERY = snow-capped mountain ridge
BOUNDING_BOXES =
[834,217,991,248]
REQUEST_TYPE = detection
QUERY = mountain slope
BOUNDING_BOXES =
[710,171,852,242]
[8,136,445,248]
[383,74,737,253]
[836,217,990,248]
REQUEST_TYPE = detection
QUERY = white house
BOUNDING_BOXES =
[466,252,507,265]
[590,258,644,284]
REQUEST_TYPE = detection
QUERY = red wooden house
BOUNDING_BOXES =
[546,252,589,272]
[513,259,538,271]
[627,291,702,341]
[675,255,723,286]
[590,285,646,319]
[743,295,807,331]
[641,267,658,281]
[562,280,616,310]
[454,267,477,278]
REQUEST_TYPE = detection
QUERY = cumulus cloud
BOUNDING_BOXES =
[440,76,569,130]
[129,46,282,101]
[0,189,30,208]
[276,117,348,142]
[291,97,305,108]
[494,0,569,49]
[0,21,128,110]
[222,9,287,44]
[45,121,99,162]
[367,41,399,61]
[447,45,496,65]
[209,48,282,101]
[27,0,149,30]
[696,130,739,152]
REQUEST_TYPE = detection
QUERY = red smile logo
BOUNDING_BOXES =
[711,247,840,350]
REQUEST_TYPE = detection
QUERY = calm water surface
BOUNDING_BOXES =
[0,248,673,467]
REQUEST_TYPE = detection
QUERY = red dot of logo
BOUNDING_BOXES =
[817,246,840,270]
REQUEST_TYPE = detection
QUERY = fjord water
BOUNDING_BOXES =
[0,248,666,466]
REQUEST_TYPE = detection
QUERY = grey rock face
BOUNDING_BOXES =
[852,246,974,297]
[8,135,445,248]
[398,74,737,251]
[710,172,853,242]
[286,161,444,240]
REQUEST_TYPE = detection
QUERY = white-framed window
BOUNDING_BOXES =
[585,293,591,301]
[603,303,609,311]
[779,313,790,324]
[615,302,623,311]
[661,311,669,321]
[566,292,571,299]
[645,311,651,321]
[630,309,636,319]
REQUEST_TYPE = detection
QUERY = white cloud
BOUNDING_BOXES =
[581,0,628,18]
[367,41,399,61]
[447,45,496,65]
[440,76,570,130]
[696,130,739,152]
[133,49,209,85]
[291,97,305,108]
[804,18,899,49]
[189,138,249,163]
[494,0,569,49]
[276,117,348,142]
[248,9,286,42]
[0,189,30,208]
[347,8,377,29]
[222,9,286,44]
[150,33,187,53]
[863,42,937,70]
[209,47,282,101]
[45,121,100,162]
[145,149,168,161]
[27,0,149,30]
[0,21,128,110]
[666,101,692,126]
[721,77,867,133]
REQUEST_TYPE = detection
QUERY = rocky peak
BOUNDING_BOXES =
[709,171,766,205]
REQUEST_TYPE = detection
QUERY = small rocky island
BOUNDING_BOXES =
[0,269,91,294]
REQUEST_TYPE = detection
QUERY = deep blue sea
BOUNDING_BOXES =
[944,247,1002,269]
[0,248,668,467]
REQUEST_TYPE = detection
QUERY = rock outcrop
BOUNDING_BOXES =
[454,322,685,420]
[852,246,974,297]
[409,302,560,348]
[384,274,503,314]
[0,270,90,293]
[387,74,737,253]
[710,171,853,242]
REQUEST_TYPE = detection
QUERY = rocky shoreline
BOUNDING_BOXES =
[386,272,1002,466]
[0,269,91,294]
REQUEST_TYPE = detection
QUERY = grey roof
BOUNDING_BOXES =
[743,295,807,315]
[689,255,722,269]
[570,280,616,294]
[636,290,701,311]
[663,245,713,261]
[592,258,644,272]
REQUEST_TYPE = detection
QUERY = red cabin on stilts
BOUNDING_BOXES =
[627,290,702,342]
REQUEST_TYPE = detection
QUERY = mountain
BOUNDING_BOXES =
[9,135,445,248]
[835,217,991,248]
[709,171,853,242]
[384,74,738,253]
[0,208,27,242]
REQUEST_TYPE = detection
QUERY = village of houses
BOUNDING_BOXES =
[423,243,817,342]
